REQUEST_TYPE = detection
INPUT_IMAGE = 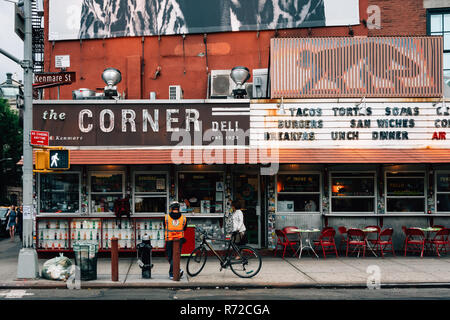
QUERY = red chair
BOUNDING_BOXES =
[314,228,338,259]
[274,229,298,258]
[282,226,301,246]
[404,228,426,258]
[338,226,347,252]
[376,228,395,257]
[346,228,366,257]
[427,228,450,257]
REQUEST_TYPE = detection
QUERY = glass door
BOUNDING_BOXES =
[233,173,260,247]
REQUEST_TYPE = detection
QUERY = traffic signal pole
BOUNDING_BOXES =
[18,0,39,279]
[0,0,39,278]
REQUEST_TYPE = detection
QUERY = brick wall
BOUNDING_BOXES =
[367,0,427,36]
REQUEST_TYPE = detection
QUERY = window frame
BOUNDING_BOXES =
[329,171,377,214]
[88,171,125,214]
[435,170,450,214]
[384,171,427,214]
[132,171,169,215]
[176,170,226,215]
[37,171,82,215]
[427,8,450,76]
[275,171,322,214]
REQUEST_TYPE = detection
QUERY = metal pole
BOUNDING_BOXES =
[111,237,119,281]
[17,0,39,279]
[0,48,22,65]
[172,239,180,281]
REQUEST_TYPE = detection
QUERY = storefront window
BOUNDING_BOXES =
[40,173,80,213]
[386,172,426,213]
[90,172,124,213]
[134,173,168,213]
[436,172,450,212]
[277,174,321,212]
[178,172,224,214]
[331,172,375,213]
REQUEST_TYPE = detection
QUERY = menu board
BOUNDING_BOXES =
[251,102,450,149]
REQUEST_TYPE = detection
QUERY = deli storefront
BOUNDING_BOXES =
[32,98,450,253]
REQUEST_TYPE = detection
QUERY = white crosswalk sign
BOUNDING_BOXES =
[49,149,70,169]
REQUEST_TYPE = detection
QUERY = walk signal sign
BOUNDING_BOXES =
[49,149,70,169]
[34,148,70,171]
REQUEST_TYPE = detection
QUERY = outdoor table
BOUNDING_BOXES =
[291,228,321,259]
[362,227,379,257]
[415,227,443,252]
[347,227,378,257]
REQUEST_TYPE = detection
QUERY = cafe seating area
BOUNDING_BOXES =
[274,224,450,259]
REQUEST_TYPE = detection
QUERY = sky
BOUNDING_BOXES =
[0,0,43,84]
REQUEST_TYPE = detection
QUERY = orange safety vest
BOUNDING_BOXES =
[164,214,186,241]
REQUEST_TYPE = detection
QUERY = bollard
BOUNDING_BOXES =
[111,237,119,282]
[172,239,180,281]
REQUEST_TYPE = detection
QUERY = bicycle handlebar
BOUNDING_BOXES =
[195,226,233,242]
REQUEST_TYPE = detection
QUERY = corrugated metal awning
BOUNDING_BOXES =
[24,148,450,165]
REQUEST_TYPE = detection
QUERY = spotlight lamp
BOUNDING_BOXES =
[230,66,250,99]
[102,67,122,98]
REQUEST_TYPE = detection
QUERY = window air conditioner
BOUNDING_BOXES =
[169,85,183,100]
[252,68,268,98]
[210,70,233,98]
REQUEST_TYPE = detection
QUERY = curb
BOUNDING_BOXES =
[2,281,450,290]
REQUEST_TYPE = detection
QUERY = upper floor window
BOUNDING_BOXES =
[428,10,450,78]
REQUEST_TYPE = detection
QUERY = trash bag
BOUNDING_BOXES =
[41,253,74,281]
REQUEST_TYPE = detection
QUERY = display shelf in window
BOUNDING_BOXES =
[36,218,71,251]
[135,218,165,250]
[70,218,101,247]
[101,218,135,251]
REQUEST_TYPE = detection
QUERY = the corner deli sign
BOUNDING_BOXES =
[32,102,250,146]
[250,102,450,148]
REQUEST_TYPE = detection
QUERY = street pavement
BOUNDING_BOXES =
[2,237,450,289]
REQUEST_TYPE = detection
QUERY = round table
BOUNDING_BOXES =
[292,228,321,259]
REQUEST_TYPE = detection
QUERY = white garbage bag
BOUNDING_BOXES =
[41,253,74,281]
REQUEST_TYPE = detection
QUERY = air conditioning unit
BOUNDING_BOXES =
[245,83,253,99]
[252,68,268,98]
[169,85,183,100]
[210,70,233,98]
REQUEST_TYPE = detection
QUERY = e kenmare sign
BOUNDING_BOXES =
[33,101,250,147]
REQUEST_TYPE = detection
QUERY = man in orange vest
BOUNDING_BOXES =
[165,201,187,280]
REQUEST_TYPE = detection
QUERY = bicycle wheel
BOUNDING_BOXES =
[186,246,207,277]
[230,245,262,278]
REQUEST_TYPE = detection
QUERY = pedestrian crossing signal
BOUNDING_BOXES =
[35,150,49,170]
[49,149,70,170]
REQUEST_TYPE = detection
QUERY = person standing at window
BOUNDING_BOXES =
[5,205,17,242]
[231,200,247,246]
[164,201,187,280]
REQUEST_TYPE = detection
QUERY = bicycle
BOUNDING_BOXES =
[186,227,262,278]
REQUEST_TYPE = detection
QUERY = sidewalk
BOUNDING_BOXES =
[1,238,450,289]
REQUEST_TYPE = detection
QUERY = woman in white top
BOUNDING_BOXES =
[231,200,246,246]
